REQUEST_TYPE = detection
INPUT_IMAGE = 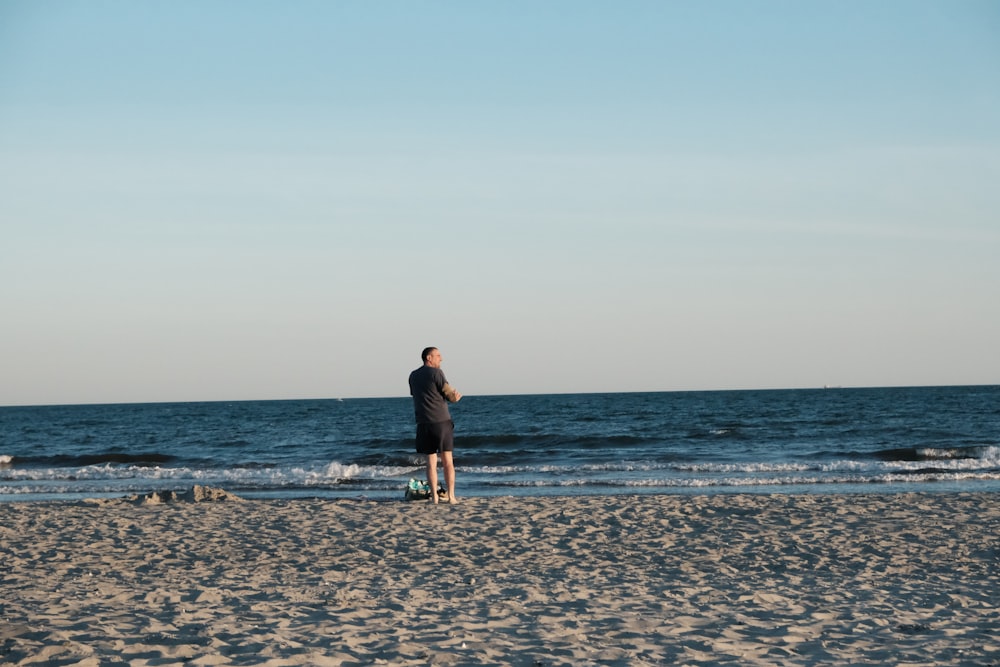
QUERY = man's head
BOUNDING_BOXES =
[422,347,442,368]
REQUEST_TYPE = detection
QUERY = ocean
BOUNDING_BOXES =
[1,385,998,502]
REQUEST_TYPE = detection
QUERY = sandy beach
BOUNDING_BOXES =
[1,491,998,666]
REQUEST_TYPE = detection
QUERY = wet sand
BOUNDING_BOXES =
[1,491,998,666]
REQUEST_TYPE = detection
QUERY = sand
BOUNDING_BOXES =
[1,491,998,666]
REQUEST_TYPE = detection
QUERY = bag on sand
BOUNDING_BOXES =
[405,478,432,501]
[404,478,449,501]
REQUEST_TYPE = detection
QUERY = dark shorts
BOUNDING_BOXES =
[415,420,455,455]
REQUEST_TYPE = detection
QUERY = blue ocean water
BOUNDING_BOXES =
[1,385,999,502]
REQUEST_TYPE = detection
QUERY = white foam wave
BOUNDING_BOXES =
[677,462,813,474]
[5,446,1000,501]
[485,470,1000,490]
[0,460,420,488]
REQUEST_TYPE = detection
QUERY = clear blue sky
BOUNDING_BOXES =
[2,1,998,405]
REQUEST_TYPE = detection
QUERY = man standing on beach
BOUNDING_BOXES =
[409,347,462,504]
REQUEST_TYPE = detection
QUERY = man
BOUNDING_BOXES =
[408,346,462,504]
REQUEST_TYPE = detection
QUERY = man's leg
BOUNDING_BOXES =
[425,453,439,504]
[441,450,457,504]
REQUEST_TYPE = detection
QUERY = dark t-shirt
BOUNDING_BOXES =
[409,365,452,424]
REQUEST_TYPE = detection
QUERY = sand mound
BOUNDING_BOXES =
[83,485,243,506]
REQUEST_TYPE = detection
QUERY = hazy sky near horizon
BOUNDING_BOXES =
[2,1,999,406]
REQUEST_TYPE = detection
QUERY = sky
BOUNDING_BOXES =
[1,1,999,406]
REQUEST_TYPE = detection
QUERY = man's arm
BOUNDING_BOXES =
[442,383,462,403]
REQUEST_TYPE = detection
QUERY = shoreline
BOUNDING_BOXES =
[2,492,998,665]
[7,479,1000,506]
